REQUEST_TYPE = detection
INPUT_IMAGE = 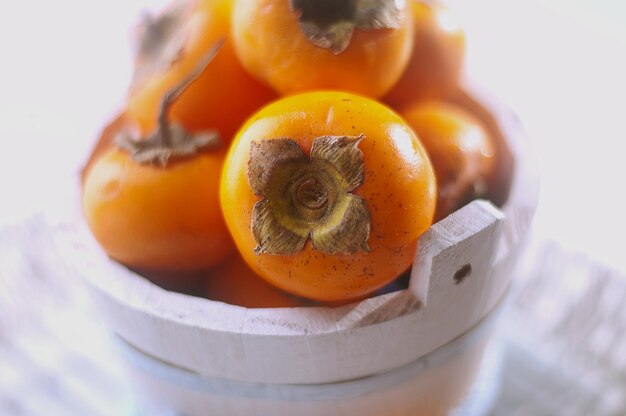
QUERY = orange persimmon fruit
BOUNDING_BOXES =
[445,86,515,207]
[231,0,414,98]
[384,1,466,107]
[205,254,307,308]
[83,41,234,272]
[220,91,436,302]
[83,148,233,271]
[401,101,496,221]
[127,0,276,143]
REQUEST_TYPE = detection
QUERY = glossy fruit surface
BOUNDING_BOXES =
[445,85,515,207]
[401,101,495,220]
[385,1,466,107]
[127,0,276,142]
[221,91,436,302]
[205,254,306,308]
[231,0,414,98]
[83,148,233,271]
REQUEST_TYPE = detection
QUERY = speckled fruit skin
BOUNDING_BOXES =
[220,91,436,302]
[205,254,306,308]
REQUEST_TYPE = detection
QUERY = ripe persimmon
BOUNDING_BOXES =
[205,255,307,308]
[445,85,515,207]
[384,1,466,107]
[401,101,495,221]
[127,0,276,143]
[231,0,414,98]
[83,42,234,272]
[220,91,436,302]
[83,148,233,271]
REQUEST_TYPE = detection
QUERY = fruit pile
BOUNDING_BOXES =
[82,0,510,307]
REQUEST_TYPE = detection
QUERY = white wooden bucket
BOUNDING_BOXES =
[67,84,539,415]
[116,298,505,416]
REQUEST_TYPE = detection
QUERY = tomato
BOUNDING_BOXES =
[83,147,233,271]
[401,101,496,221]
[205,254,307,308]
[220,91,436,302]
[384,1,466,107]
[231,0,414,98]
[127,0,276,143]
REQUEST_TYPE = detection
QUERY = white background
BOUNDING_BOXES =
[0,0,625,270]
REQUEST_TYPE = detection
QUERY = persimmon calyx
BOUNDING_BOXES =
[289,0,403,54]
[116,125,220,167]
[117,38,225,167]
[248,135,371,255]
[131,0,198,91]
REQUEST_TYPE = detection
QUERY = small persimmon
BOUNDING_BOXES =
[205,255,307,308]
[231,0,414,98]
[83,148,233,271]
[445,86,515,207]
[400,101,495,221]
[127,0,276,142]
[220,91,436,302]
[83,42,234,272]
[384,1,466,107]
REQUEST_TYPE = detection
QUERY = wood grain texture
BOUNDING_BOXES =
[64,84,539,385]
[115,310,498,416]
[11,220,626,415]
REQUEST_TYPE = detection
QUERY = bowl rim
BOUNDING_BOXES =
[114,287,506,399]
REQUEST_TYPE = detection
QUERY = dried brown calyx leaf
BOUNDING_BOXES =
[131,0,197,91]
[289,0,403,54]
[116,39,224,167]
[248,135,371,255]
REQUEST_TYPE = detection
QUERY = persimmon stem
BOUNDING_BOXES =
[296,177,328,210]
[290,0,354,27]
[157,38,225,146]
[289,0,402,54]
[116,38,223,166]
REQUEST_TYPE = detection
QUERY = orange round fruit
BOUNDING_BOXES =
[385,1,466,107]
[445,86,515,207]
[82,147,233,271]
[205,254,307,308]
[220,91,436,302]
[127,0,276,143]
[231,0,414,98]
[401,101,495,221]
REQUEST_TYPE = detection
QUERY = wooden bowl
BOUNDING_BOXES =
[66,84,538,415]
